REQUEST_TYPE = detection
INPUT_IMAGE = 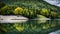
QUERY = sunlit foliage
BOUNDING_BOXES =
[13,23,24,32]
[40,8,49,16]
[13,7,23,15]
[50,11,58,18]
[13,7,36,18]
[1,0,60,19]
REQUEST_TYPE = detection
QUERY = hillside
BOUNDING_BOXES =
[0,0,60,34]
[0,0,60,19]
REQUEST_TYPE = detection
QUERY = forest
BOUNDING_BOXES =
[0,0,60,19]
[0,0,60,34]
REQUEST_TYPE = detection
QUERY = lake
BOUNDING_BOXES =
[0,19,60,34]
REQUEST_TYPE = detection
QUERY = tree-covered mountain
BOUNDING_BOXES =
[0,0,60,34]
[0,0,60,19]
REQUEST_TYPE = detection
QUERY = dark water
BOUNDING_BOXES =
[0,20,60,34]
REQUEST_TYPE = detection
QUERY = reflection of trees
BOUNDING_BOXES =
[0,20,60,34]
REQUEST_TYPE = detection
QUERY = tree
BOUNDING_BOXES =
[0,5,9,15]
[50,11,58,18]
[0,2,5,8]
[13,7,23,15]
[40,8,49,16]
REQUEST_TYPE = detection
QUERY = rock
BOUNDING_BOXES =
[44,0,60,7]
[0,15,28,23]
[49,30,60,34]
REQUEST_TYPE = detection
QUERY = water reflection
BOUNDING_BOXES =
[0,19,60,34]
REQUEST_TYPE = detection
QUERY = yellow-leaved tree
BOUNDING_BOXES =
[40,8,49,16]
[13,7,23,15]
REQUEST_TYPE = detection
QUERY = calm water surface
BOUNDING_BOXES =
[0,19,60,34]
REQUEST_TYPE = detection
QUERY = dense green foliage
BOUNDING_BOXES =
[0,0,60,19]
[13,7,37,18]
[0,0,60,34]
[0,20,60,34]
[38,8,59,19]
[0,2,5,8]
